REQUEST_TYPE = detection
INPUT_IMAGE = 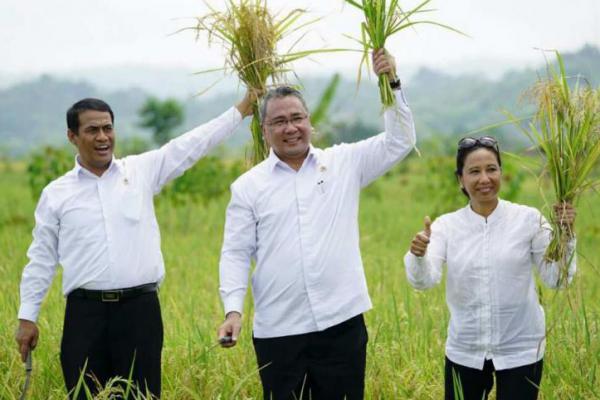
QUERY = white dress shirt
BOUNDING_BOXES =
[404,199,576,370]
[220,90,416,338]
[19,107,243,322]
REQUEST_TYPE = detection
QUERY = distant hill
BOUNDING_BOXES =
[1,45,599,156]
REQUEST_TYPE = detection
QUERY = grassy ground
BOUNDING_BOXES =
[0,160,599,399]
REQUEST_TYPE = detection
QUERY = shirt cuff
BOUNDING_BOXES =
[229,106,243,126]
[405,252,429,279]
[18,303,40,323]
[223,295,245,316]
[394,88,409,106]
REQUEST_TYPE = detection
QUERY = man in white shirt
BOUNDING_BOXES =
[15,92,255,399]
[217,49,417,399]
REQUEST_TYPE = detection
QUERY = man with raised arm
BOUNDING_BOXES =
[217,49,416,400]
[15,91,256,399]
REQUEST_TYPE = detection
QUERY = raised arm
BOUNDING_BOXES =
[139,90,257,194]
[404,216,446,290]
[217,181,257,347]
[15,190,60,361]
[351,49,417,187]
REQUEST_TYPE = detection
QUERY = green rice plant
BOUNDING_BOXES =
[188,0,339,164]
[512,51,600,282]
[2,162,600,398]
[451,368,465,400]
[344,0,463,108]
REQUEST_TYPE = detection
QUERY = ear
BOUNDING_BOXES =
[67,129,77,146]
[261,124,270,147]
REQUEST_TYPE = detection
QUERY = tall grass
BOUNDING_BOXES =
[344,0,463,108]
[513,51,600,283]
[1,160,599,398]
[188,0,337,164]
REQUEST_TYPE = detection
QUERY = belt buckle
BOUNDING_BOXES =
[101,290,121,302]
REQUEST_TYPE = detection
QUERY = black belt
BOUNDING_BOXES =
[68,283,158,302]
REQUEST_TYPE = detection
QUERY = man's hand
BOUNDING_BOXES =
[410,216,432,257]
[217,311,242,348]
[15,319,39,362]
[372,48,397,80]
[235,88,263,118]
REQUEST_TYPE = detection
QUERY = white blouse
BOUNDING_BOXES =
[404,199,576,370]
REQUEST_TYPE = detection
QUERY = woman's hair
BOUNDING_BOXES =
[455,136,502,198]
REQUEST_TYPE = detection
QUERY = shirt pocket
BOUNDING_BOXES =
[118,182,143,222]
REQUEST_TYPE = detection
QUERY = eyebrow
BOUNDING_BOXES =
[84,123,112,130]
[271,112,305,119]
[468,164,497,170]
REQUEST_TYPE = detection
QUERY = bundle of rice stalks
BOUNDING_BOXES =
[516,51,600,282]
[344,0,462,108]
[188,0,334,164]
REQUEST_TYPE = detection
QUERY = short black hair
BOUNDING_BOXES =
[66,98,114,134]
[455,138,502,198]
[259,86,308,123]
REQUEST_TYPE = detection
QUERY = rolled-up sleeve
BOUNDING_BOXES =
[219,181,257,315]
[18,189,60,322]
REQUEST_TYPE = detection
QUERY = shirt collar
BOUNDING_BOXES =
[465,198,505,225]
[73,155,120,178]
[266,145,320,172]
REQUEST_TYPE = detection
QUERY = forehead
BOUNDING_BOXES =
[265,96,307,119]
[464,148,499,167]
[78,110,112,127]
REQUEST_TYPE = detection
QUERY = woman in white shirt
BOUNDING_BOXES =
[404,136,576,400]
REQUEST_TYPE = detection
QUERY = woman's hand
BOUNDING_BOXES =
[553,202,576,230]
[410,216,432,257]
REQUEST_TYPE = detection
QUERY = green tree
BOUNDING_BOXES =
[138,97,185,146]
[27,146,73,198]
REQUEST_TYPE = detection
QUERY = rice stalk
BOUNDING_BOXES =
[344,0,463,108]
[187,0,342,164]
[515,51,600,283]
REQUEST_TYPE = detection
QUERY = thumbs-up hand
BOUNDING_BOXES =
[410,216,432,257]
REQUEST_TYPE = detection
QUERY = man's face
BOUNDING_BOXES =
[68,110,115,176]
[262,96,311,165]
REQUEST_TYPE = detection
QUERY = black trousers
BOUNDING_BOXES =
[252,314,368,400]
[60,291,163,399]
[445,357,544,400]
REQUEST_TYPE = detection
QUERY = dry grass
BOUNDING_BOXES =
[188,0,337,163]
[516,51,600,281]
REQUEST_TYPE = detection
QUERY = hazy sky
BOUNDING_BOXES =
[2,0,599,78]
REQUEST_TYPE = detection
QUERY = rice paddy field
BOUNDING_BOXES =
[0,157,599,399]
